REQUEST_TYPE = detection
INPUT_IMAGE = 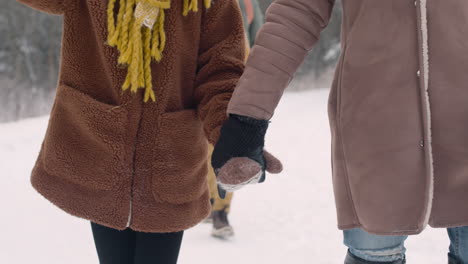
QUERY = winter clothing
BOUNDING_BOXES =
[105,0,213,101]
[91,222,184,264]
[237,0,263,47]
[208,175,233,211]
[344,228,407,263]
[226,0,468,235]
[344,227,468,263]
[207,145,233,212]
[211,114,282,196]
[17,0,245,233]
[208,144,235,238]
[345,251,406,264]
[205,0,263,214]
[211,210,234,239]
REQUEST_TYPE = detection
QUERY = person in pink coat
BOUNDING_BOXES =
[212,0,468,263]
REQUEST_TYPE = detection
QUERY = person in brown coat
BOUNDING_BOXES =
[212,0,468,263]
[16,0,245,263]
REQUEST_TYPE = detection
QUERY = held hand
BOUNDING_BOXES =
[211,114,283,198]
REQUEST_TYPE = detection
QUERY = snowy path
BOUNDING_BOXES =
[1,89,448,264]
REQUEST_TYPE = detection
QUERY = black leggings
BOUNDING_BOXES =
[91,222,184,264]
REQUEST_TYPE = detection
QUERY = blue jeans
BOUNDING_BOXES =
[344,227,468,263]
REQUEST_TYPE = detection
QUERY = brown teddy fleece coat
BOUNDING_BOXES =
[16,0,245,232]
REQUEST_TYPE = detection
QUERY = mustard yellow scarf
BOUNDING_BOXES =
[107,0,212,102]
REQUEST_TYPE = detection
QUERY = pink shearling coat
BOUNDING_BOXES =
[228,0,468,235]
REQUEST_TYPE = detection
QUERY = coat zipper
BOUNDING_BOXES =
[126,141,137,228]
[126,200,133,227]
[125,99,145,228]
[417,0,435,228]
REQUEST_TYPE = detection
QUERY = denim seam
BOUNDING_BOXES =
[351,249,404,262]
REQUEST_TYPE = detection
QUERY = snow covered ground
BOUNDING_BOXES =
[1,89,449,264]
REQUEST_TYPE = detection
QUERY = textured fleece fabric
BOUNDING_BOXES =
[228,0,468,235]
[16,0,245,232]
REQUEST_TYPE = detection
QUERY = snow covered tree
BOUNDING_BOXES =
[0,1,62,122]
[0,0,343,122]
[257,0,343,89]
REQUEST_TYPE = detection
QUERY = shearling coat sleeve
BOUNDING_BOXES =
[194,0,246,144]
[227,0,335,120]
[16,0,64,15]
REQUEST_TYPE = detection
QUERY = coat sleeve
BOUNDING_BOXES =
[16,0,64,15]
[227,0,336,120]
[194,0,246,144]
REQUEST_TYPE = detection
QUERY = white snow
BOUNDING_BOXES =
[0,89,449,264]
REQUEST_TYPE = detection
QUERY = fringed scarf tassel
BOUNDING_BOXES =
[107,0,212,102]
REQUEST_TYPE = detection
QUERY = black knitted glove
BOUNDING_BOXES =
[212,114,283,198]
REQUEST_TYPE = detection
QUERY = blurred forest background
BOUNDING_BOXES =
[0,0,342,122]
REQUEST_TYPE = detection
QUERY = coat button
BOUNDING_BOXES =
[417,70,421,77]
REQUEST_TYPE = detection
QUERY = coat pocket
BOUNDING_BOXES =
[41,84,128,190]
[152,109,209,204]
